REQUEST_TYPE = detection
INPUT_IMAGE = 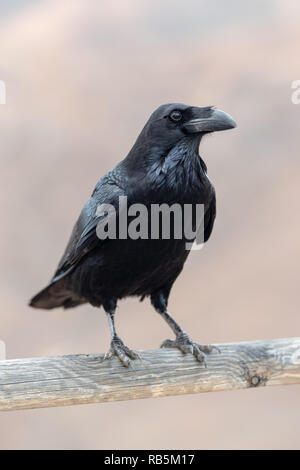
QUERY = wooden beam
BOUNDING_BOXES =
[0,337,300,411]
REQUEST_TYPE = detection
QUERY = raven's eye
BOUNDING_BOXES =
[169,110,182,122]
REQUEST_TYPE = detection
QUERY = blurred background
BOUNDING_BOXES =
[0,0,300,450]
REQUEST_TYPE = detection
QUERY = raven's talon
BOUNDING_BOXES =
[196,343,221,354]
[160,333,218,365]
[134,352,143,361]
[160,339,174,349]
[103,351,112,362]
[105,336,138,368]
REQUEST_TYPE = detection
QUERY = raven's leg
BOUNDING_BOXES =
[151,291,219,365]
[103,299,139,367]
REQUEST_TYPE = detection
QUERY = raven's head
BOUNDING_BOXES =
[145,103,236,147]
[127,103,236,169]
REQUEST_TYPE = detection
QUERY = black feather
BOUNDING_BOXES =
[30,103,218,310]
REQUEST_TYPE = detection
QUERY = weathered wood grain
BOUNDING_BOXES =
[0,337,300,411]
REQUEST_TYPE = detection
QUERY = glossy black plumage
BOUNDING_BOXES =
[30,103,236,366]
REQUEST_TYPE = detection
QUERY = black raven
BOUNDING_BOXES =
[30,103,236,366]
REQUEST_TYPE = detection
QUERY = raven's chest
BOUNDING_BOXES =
[132,153,213,207]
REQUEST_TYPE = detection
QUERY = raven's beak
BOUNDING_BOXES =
[184,108,237,133]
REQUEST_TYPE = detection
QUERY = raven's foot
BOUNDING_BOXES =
[160,332,220,366]
[104,336,139,367]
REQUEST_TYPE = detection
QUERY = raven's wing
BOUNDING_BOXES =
[53,173,124,281]
[204,190,216,243]
[29,172,125,309]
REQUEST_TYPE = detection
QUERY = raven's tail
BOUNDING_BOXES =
[29,279,85,310]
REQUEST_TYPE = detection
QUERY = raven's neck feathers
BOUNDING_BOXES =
[123,135,211,203]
